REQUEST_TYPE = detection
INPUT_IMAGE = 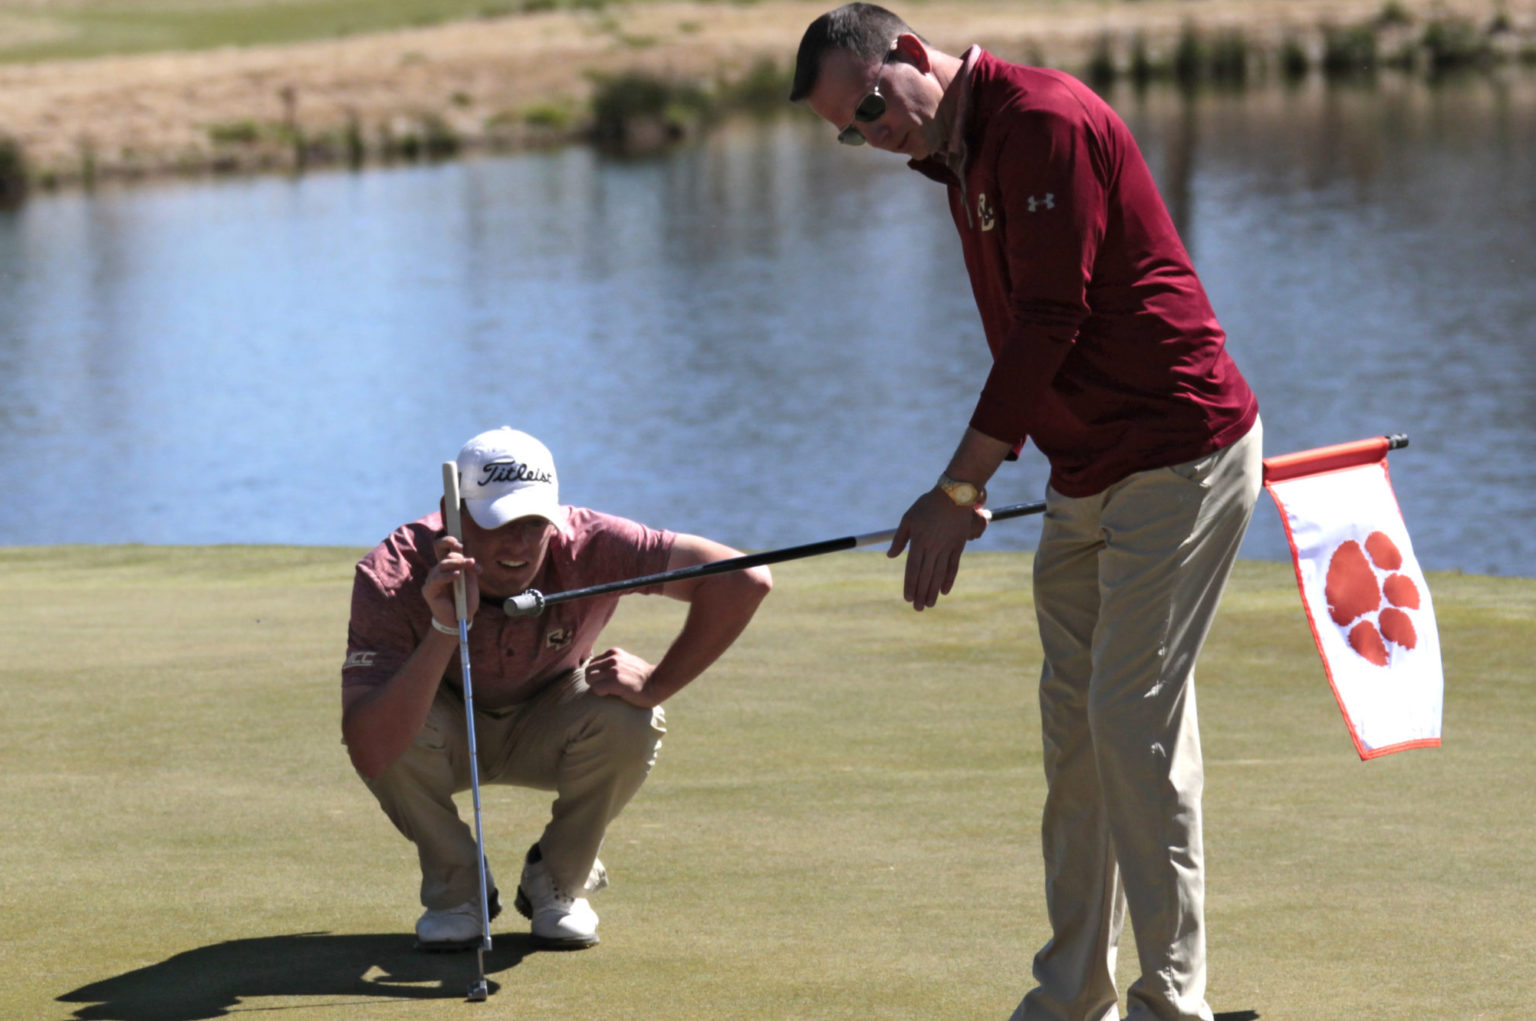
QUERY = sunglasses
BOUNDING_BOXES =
[836,53,892,146]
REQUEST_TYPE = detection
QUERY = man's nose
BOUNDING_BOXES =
[502,523,542,554]
[497,533,530,558]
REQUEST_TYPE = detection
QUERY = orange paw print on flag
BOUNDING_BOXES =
[1324,532,1421,666]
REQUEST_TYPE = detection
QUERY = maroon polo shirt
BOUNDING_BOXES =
[343,506,675,710]
[910,51,1257,497]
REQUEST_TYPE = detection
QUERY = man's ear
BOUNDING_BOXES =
[891,32,930,73]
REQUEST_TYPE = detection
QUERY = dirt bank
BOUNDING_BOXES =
[0,0,1530,188]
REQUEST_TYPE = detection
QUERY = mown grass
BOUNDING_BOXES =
[0,0,615,63]
[1,547,1532,1019]
[2,0,1528,75]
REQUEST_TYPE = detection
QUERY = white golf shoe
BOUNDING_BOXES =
[414,885,502,952]
[514,844,602,949]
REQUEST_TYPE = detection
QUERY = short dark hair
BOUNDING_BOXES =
[789,3,914,103]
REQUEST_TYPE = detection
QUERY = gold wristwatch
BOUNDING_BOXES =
[937,473,986,507]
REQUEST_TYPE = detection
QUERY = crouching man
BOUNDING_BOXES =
[341,426,771,950]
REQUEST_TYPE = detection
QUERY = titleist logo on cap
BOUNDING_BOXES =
[476,459,553,487]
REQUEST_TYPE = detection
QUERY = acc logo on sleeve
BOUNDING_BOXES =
[344,650,378,670]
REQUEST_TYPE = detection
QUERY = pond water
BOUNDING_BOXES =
[0,74,1531,578]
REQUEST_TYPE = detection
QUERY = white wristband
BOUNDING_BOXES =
[431,617,468,636]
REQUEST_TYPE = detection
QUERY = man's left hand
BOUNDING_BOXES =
[585,647,661,707]
[887,489,989,611]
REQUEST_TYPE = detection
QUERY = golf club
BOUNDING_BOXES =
[498,498,1049,617]
[441,461,495,1003]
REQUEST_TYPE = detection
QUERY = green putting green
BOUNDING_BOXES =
[2,546,1530,1019]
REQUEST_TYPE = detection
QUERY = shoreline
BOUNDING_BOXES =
[0,0,1532,196]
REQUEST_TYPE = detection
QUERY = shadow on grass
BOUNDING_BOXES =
[56,930,536,1020]
[53,930,1263,1020]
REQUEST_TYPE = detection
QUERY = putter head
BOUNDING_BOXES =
[503,588,546,617]
[467,978,489,1002]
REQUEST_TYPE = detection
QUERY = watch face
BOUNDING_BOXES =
[950,482,977,505]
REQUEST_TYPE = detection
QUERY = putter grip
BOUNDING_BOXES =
[504,590,546,617]
[440,461,470,622]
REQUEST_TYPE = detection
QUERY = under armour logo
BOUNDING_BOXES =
[545,627,573,650]
[1027,193,1055,213]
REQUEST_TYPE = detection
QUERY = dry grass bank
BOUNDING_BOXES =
[0,0,1532,189]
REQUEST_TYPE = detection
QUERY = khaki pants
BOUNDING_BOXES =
[1013,420,1262,1021]
[362,667,665,910]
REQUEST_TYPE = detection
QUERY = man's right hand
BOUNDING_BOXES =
[426,535,482,627]
[887,489,989,611]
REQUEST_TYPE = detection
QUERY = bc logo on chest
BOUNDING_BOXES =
[976,192,997,232]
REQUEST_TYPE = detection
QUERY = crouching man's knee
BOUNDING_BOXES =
[596,697,666,764]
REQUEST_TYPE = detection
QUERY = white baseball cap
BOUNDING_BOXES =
[454,427,572,536]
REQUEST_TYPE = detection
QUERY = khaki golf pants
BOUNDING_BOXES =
[362,667,665,910]
[1013,420,1262,1021]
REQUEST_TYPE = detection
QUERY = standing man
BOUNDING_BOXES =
[792,7,1261,1021]
[342,427,771,951]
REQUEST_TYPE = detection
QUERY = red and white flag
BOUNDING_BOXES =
[1264,436,1443,759]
